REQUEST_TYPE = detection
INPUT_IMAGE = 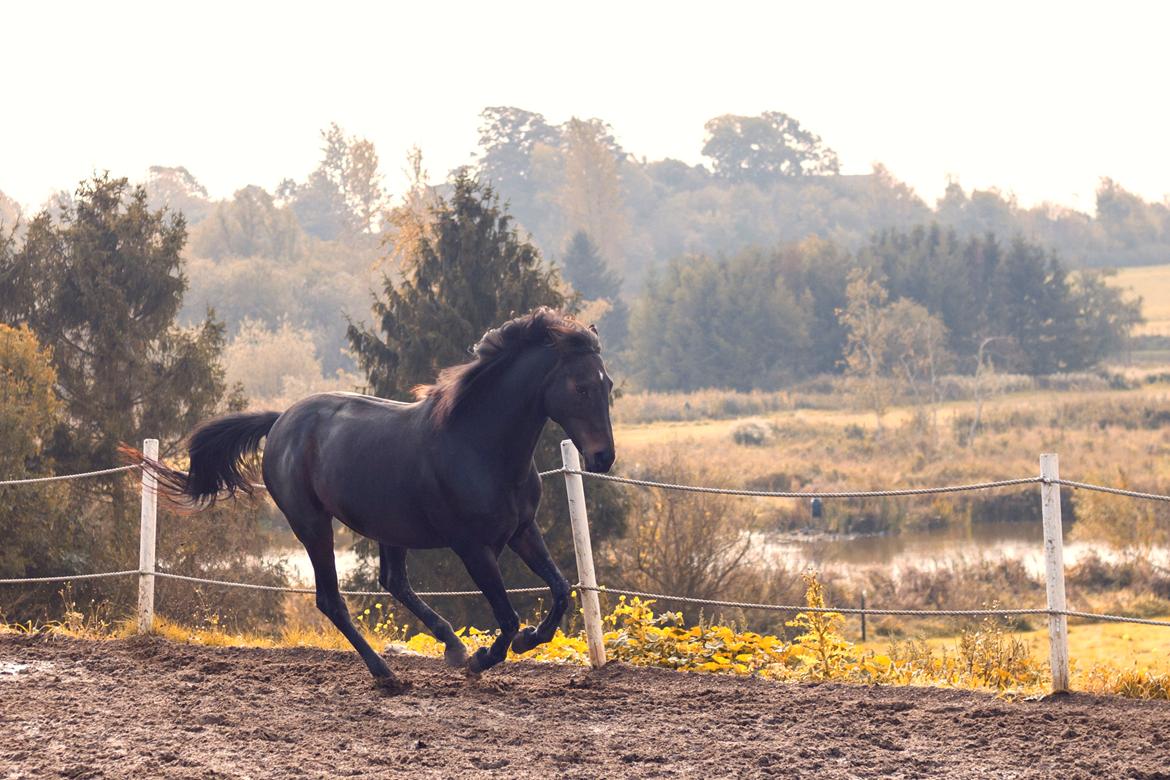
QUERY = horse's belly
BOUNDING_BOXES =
[331,493,447,549]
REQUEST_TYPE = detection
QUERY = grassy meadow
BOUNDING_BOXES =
[1109,263,1170,337]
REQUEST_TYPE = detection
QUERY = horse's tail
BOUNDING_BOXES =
[121,411,281,507]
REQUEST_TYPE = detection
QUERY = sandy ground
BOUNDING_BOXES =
[1,634,1169,779]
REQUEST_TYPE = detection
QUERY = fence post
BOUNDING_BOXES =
[561,440,607,668]
[1040,453,1070,692]
[860,590,868,642]
[137,438,159,633]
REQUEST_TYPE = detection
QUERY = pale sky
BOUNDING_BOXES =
[4,1,1168,213]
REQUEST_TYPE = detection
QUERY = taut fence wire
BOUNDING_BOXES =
[4,442,1170,691]
[0,464,139,486]
[554,469,1044,498]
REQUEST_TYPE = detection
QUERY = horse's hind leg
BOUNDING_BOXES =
[379,544,467,668]
[507,521,571,654]
[291,512,402,686]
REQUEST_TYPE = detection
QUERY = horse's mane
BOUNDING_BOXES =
[412,307,600,425]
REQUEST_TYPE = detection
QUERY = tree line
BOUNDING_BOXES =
[625,226,1142,392]
[3,108,1166,401]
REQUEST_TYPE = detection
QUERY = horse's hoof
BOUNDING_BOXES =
[510,626,541,654]
[372,674,410,695]
[465,647,492,675]
[444,643,469,669]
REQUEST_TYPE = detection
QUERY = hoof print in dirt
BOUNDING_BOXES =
[443,646,469,669]
[371,676,410,695]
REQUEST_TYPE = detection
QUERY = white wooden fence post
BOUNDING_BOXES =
[1040,453,1070,692]
[137,438,159,633]
[561,440,607,668]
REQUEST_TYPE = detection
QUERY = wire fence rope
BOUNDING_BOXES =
[4,568,1170,628]
[0,464,140,486]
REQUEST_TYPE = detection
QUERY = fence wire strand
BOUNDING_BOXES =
[1052,479,1170,502]
[150,570,549,599]
[0,570,140,585]
[0,464,139,486]
[573,584,1051,617]
[4,570,1167,628]
[562,469,1044,498]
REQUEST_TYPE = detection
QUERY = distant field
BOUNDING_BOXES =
[1108,263,1170,336]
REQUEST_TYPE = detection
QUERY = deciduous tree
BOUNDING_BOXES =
[560,117,629,270]
[702,111,840,185]
[0,324,66,591]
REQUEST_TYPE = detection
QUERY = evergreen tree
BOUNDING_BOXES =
[628,248,812,391]
[562,230,629,349]
[1,174,235,472]
[347,171,566,399]
[0,174,243,604]
[563,230,620,300]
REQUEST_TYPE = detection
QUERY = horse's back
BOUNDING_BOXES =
[266,391,429,469]
[262,391,442,544]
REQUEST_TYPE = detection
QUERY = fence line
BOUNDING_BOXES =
[6,443,1170,694]
[6,567,1170,627]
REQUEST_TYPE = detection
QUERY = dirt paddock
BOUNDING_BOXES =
[1,634,1168,779]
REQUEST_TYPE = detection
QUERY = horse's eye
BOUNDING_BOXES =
[576,385,589,397]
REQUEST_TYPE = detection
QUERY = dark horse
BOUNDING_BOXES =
[143,308,615,687]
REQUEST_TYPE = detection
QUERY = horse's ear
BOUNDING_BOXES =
[589,323,598,334]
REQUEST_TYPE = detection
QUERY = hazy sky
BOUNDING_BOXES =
[4,1,1168,213]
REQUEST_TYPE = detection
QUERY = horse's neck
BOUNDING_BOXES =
[450,347,555,479]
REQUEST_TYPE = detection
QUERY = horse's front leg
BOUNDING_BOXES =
[506,520,571,654]
[454,544,520,674]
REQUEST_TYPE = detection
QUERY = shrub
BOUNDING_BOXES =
[732,421,772,446]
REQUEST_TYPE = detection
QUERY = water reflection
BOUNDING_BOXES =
[758,520,1169,577]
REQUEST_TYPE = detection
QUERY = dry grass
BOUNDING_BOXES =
[7,585,1170,699]
[1108,263,1170,337]
[613,381,1170,500]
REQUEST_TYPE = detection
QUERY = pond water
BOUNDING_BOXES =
[758,520,1170,577]
[266,547,363,586]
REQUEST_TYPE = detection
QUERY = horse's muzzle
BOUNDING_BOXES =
[586,448,615,473]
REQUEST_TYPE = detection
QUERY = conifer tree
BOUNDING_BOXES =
[0,175,254,614]
[347,171,565,399]
[562,230,629,350]
[0,174,235,474]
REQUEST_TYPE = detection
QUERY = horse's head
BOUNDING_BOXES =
[543,344,616,473]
